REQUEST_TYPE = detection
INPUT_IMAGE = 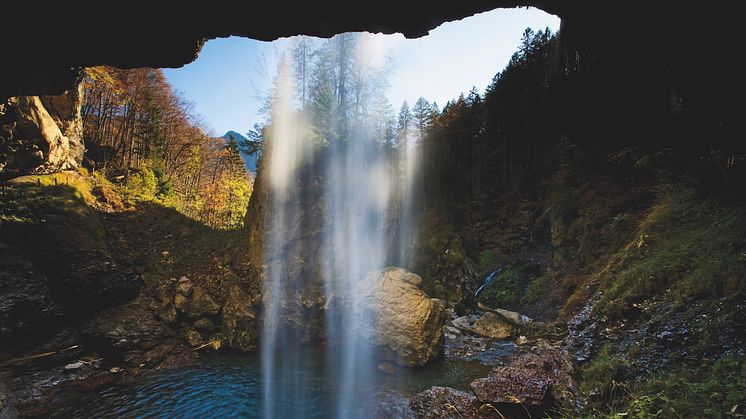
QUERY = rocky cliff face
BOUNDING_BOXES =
[0,85,84,179]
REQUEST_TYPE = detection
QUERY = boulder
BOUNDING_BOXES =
[469,351,577,416]
[492,307,533,328]
[221,285,257,351]
[174,293,189,313]
[409,386,488,418]
[0,87,83,177]
[155,302,177,324]
[471,374,550,407]
[451,314,479,333]
[187,287,220,318]
[355,267,445,367]
[472,312,515,339]
[175,276,193,295]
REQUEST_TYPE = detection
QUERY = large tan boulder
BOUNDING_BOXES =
[1,86,83,176]
[355,267,445,367]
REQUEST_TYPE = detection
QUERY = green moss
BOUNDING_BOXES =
[475,250,498,275]
[478,267,521,309]
[520,271,553,307]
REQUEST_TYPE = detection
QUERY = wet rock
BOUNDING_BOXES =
[369,389,416,419]
[409,386,490,418]
[355,267,445,367]
[472,312,515,339]
[155,302,177,324]
[82,296,195,369]
[221,285,257,351]
[193,318,215,332]
[471,374,550,406]
[187,286,219,318]
[443,325,462,338]
[0,380,18,419]
[63,361,85,370]
[470,351,578,416]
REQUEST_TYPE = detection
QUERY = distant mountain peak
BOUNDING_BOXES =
[222,130,248,142]
[221,130,258,174]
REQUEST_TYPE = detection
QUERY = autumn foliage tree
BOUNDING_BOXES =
[82,66,252,229]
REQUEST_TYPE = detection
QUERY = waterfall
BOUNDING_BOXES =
[260,34,418,418]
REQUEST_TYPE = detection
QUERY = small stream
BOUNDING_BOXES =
[47,341,514,418]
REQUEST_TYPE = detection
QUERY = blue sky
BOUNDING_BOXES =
[163,8,560,137]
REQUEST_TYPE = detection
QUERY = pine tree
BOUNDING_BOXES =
[397,101,412,152]
[412,97,434,144]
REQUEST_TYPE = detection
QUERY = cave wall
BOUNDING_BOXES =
[1,2,738,140]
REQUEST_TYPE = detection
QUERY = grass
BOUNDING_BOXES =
[596,187,746,319]
[578,185,746,416]
[1,171,107,251]
[596,353,746,418]
[581,344,630,408]
[0,170,250,300]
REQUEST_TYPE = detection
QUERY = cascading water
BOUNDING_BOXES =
[260,34,419,418]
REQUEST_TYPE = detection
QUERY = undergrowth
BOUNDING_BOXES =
[596,187,746,319]
[594,353,746,418]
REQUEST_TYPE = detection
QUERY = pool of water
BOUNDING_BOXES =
[48,342,514,418]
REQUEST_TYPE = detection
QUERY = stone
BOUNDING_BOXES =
[469,351,578,416]
[174,293,189,313]
[516,335,528,345]
[471,312,515,339]
[187,286,220,318]
[355,267,445,367]
[155,302,177,324]
[221,285,257,351]
[0,379,19,418]
[471,374,550,407]
[409,386,487,418]
[193,318,215,332]
[451,315,479,332]
[175,276,193,295]
[493,307,534,328]
[64,361,84,370]
[0,88,83,177]
[184,329,202,347]
[443,325,463,338]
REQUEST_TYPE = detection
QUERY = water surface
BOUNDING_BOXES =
[52,343,512,418]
